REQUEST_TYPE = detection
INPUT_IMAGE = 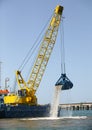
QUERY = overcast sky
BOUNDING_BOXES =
[0,0,92,104]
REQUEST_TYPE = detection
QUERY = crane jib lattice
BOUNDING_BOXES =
[27,6,64,90]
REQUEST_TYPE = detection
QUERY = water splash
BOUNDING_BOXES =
[50,85,62,117]
[20,116,87,120]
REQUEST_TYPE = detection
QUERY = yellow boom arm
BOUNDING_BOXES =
[27,5,63,90]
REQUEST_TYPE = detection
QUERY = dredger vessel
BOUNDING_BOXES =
[0,5,73,118]
[0,5,64,118]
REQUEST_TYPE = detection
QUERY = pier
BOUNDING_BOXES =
[59,102,92,110]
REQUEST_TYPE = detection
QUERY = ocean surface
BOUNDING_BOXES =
[0,110,92,130]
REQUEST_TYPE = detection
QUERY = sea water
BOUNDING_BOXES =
[0,111,92,130]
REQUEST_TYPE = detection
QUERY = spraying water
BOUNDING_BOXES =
[50,85,62,117]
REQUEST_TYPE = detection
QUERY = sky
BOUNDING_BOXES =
[0,0,92,104]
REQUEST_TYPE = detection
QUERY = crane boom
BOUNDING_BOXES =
[27,5,63,90]
[4,5,63,105]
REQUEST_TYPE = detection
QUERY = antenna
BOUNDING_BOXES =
[5,77,10,89]
[0,61,2,89]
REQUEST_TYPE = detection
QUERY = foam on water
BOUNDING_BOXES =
[20,116,87,121]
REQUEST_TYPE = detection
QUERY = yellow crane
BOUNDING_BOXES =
[4,5,63,105]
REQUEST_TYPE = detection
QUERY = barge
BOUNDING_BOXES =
[0,104,51,118]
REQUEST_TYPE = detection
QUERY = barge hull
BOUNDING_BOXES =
[0,104,50,118]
